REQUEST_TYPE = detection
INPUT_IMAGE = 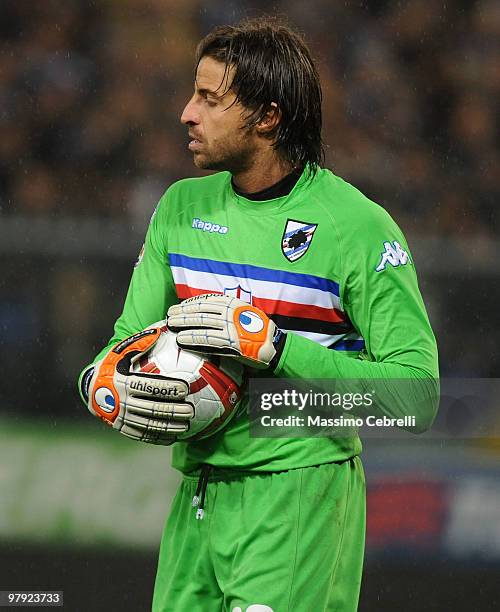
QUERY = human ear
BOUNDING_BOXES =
[255,102,282,135]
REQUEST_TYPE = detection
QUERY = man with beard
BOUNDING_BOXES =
[80,18,438,611]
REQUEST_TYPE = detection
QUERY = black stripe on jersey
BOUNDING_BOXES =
[327,338,365,350]
[270,314,353,336]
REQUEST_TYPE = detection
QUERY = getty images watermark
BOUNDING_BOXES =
[259,388,416,429]
[248,379,500,439]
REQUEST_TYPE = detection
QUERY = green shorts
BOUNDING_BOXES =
[153,458,365,612]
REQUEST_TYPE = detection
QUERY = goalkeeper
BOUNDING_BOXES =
[79,18,439,612]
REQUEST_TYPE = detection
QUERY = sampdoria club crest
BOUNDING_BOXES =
[224,285,252,304]
[281,219,318,262]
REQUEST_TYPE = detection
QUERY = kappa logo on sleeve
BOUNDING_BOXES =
[375,240,411,272]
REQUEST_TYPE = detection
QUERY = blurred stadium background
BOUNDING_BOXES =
[1,1,499,610]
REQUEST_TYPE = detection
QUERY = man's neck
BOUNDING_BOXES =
[232,156,294,194]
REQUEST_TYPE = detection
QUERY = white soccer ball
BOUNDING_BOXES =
[131,323,244,441]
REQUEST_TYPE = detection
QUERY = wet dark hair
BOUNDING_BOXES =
[195,17,324,172]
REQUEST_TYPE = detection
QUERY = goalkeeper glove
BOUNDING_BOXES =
[81,326,193,445]
[167,294,287,370]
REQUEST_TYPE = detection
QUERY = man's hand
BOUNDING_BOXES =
[167,294,287,370]
[82,326,194,445]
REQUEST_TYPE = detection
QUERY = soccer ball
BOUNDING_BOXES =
[131,323,244,441]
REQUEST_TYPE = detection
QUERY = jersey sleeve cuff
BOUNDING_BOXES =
[271,332,293,376]
[78,365,95,405]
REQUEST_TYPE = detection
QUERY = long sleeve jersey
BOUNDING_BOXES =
[82,167,439,474]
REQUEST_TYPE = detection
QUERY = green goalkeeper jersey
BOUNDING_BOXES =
[86,167,439,474]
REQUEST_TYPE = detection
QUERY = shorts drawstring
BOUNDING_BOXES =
[192,464,211,520]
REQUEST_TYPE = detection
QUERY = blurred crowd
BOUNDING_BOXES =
[1,0,498,236]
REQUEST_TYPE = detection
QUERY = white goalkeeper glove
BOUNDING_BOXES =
[81,326,193,445]
[167,294,287,370]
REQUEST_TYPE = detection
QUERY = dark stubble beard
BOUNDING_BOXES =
[194,128,257,174]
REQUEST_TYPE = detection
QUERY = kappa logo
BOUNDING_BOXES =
[282,219,317,262]
[375,240,411,272]
[192,217,228,234]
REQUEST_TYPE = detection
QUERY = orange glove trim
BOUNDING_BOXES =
[233,305,270,360]
[91,327,162,424]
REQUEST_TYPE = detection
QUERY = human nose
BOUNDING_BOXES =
[181,95,199,125]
